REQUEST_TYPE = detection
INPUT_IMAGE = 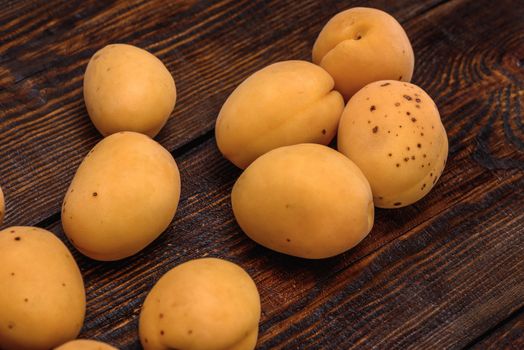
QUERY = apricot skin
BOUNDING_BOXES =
[313,7,414,100]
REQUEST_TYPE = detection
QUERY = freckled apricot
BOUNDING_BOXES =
[0,227,85,350]
[338,80,448,208]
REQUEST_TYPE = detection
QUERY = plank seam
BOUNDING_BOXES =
[463,305,524,349]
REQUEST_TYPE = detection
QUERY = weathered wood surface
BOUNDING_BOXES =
[471,308,524,350]
[0,0,523,348]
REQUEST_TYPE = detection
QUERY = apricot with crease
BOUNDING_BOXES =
[313,7,414,100]
[216,60,344,168]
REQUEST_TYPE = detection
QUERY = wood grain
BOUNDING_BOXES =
[0,0,523,349]
[471,307,524,350]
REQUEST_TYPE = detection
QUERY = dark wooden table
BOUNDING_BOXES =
[1,0,523,348]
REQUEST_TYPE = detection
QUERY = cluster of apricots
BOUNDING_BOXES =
[0,7,446,350]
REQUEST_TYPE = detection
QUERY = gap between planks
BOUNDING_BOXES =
[463,305,524,349]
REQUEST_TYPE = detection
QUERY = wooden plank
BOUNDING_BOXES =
[259,175,523,349]
[0,0,444,226]
[470,308,524,350]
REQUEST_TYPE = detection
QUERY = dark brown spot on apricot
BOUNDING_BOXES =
[160,330,165,336]
[321,129,326,135]
[404,157,409,162]
[188,329,193,335]
[370,105,376,112]
[394,202,402,206]
[396,163,400,167]
[411,156,415,160]
[395,102,400,107]
[406,147,410,151]
[14,237,20,241]
[421,132,424,136]
[388,153,392,157]
[411,118,417,122]
[372,126,378,133]
[159,313,164,319]
[380,82,390,87]
[399,76,403,80]
[406,111,411,115]
[416,105,420,109]
[403,95,412,101]
[93,192,98,197]
[417,143,421,148]
[286,238,291,242]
